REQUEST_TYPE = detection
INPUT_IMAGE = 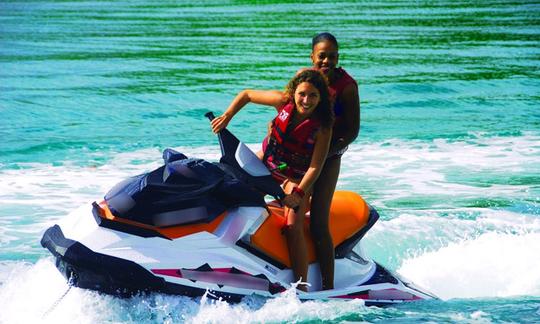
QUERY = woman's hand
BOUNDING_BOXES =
[283,193,302,209]
[211,113,232,133]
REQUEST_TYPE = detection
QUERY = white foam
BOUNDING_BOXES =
[361,207,540,269]
[398,231,540,300]
[0,259,79,324]
[0,259,201,324]
[188,287,366,323]
[340,132,540,207]
[0,259,370,324]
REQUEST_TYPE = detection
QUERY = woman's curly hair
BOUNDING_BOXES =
[283,69,334,129]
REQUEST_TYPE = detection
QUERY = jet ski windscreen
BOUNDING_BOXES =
[205,112,285,200]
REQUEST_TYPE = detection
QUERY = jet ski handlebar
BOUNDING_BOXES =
[205,111,216,121]
[206,111,289,206]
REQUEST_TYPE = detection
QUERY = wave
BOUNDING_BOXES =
[340,132,540,211]
[0,259,369,324]
[398,231,540,300]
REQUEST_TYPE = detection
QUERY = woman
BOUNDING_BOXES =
[309,32,360,290]
[211,69,334,291]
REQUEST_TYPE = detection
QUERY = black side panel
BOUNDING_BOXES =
[41,225,166,295]
[335,206,380,259]
[41,225,248,302]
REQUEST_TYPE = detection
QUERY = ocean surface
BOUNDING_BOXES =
[1,0,539,323]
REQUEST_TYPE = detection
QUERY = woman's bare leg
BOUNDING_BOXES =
[310,156,341,290]
[283,181,310,291]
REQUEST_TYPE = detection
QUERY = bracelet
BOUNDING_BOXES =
[291,187,305,198]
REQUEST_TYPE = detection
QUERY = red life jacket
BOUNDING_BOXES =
[329,67,357,140]
[263,102,321,181]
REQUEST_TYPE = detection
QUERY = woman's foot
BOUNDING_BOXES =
[296,283,308,292]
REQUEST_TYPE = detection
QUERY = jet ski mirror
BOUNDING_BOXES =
[206,112,286,202]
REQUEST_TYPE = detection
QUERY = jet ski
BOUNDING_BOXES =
[41,112,437,306]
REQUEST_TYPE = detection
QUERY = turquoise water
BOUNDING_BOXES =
[1,0,540,322]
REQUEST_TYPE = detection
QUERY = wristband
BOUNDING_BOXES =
[292,187,305,198]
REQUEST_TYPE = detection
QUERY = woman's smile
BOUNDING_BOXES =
[294,82,321,115]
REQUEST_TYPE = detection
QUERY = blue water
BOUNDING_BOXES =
[1,0,540,323]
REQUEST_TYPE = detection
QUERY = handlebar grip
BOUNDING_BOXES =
[204,112,216,121]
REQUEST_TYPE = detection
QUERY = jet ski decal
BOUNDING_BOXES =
[152,265,286,293]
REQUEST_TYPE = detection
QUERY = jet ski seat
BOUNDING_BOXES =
[94,201,228,240]
[248,191,372,268]
[150,206,209,227]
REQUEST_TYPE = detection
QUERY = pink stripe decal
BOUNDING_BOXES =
[151,268,253,277]
[213,268,251,275]
[151,269,182,278]
[332,294,370,299]
[212,268,234,273]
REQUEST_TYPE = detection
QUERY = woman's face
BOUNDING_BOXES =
[311,40,339,78]
[294,81,320,117]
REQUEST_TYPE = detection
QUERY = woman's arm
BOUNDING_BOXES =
[298,127,333,192]
[283,127,333,208]
[211,90,285,133]
[331,84,360,153]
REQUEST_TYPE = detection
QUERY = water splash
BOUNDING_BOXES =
[0,259,370,324]
[398,232,540,300]
[188,285,366,323]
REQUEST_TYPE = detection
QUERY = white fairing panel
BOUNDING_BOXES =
[52,204,435,301]
[235,142,270,177]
